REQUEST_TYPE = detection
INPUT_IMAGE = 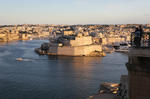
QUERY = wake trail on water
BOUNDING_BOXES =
[16,57,52,62]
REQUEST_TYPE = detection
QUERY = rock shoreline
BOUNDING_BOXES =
[86,75,128,99]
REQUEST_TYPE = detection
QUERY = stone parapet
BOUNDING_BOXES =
[127,48,150,73]
[127,48,150,99]
[129,48,150,57]
[117,75,128,99]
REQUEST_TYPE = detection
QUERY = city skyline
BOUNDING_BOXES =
[0,0,150,25]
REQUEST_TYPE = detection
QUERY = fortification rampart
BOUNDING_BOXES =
[48,45,102,56]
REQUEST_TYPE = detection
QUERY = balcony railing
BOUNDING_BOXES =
[131,32,150,48]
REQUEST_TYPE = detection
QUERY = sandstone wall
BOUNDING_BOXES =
[70,36,93,46]
[8,34,19,41]
[56,45,102,56]
[0,33,19,42]
[75,45,102,55]
[57,46,75,56]
[117,75,128,99]
[127,48,150,99]
[129,71,150,99]
[0,34,7,41]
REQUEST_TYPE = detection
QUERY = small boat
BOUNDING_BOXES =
[16,58,23,61]
[113,42,130,54]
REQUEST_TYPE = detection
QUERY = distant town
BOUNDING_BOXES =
[1,24,150,43]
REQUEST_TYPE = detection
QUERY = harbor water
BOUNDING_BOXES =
[0,40,128,99]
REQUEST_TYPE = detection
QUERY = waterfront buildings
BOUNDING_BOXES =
[0,24,51,42]
[1,24,150,43]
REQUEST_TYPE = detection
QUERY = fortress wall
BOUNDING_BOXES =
[57,46,75,56]
[0,33,19,42]
[56,45,102,56]
[0,34,7,41]
[8,34,19,41]
[70,36,93,46]
[74,45,102,55]
[85,45,102,54]
[0,34,6,37]
[49,46,58,53]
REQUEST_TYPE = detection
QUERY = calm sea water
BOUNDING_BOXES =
[0,40,128,99]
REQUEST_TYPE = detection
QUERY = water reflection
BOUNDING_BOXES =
[0,40,128,99]
[48,56,102,64]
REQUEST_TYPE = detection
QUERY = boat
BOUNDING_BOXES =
[16,58,23,61]
[114,42,130,54]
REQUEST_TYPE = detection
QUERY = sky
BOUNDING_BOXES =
[0,0,150,25]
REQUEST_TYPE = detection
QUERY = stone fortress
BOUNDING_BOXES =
[35,28,104,56]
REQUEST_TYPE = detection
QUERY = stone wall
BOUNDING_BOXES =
[74,45,102,55]
[0,33,19,42]
[57,46,75,56]
[129,71,150,99]
[8,33,19,41]
[49,45,102,56]
[117,75,128,99]
[70,36,93,46]
[127,48,150,99]
[0,34,7,41]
